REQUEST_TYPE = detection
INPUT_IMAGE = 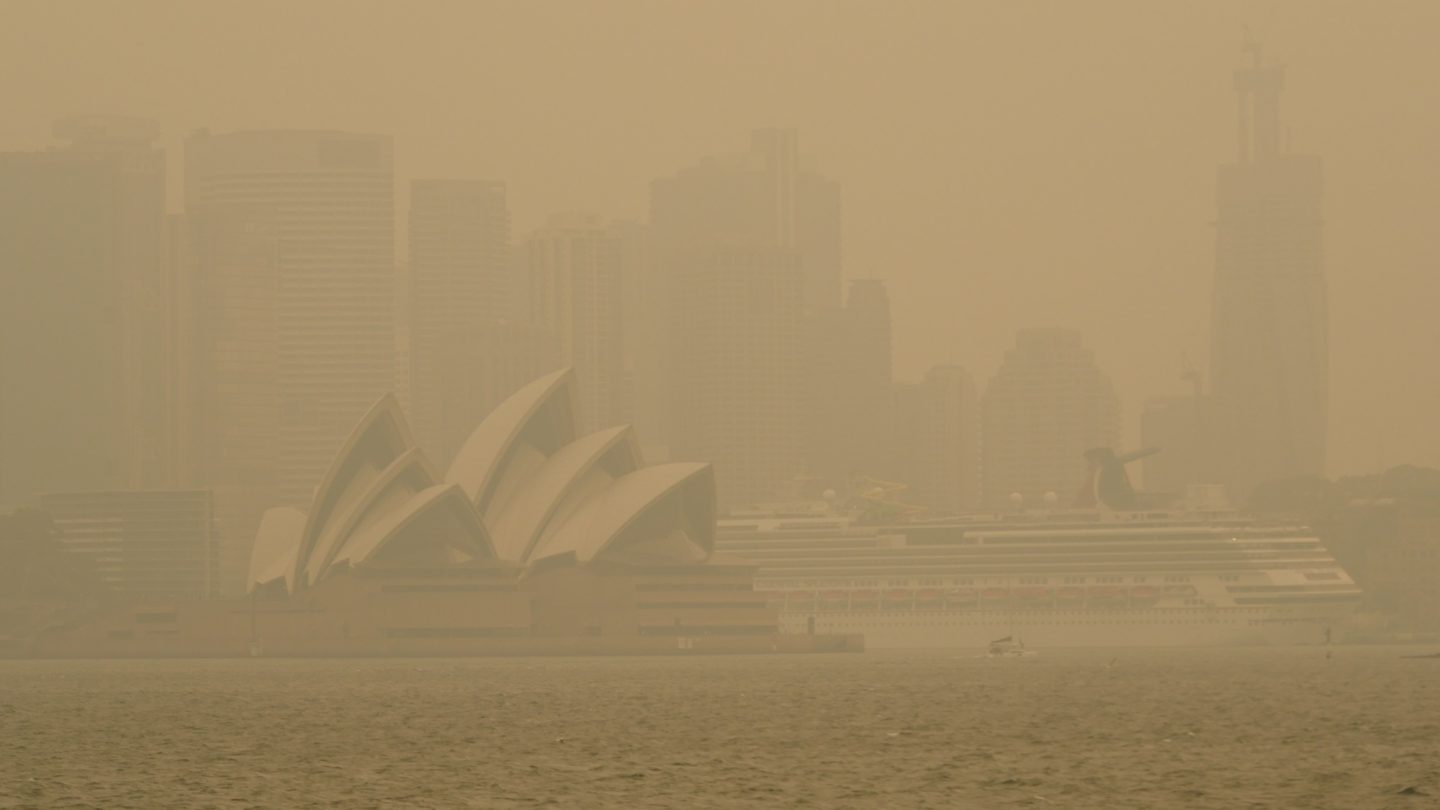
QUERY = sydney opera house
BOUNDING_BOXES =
[27,371,858,657]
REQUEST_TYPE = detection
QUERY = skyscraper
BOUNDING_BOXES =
[57,117,178,493]
[176,198,280,593]
[1140,394,1218,497]
[805,279,893,495]
[914,365,982,513]
[837,279,893,475]
[527,213,626,434]
[982,329,1121,508]
[651,130,839,507]
[408,179,510,461]
[613,220,665,451]
[0,116,169,505]
[670,244,804,508]
[796,166,844,317]
[41,490,219,599]
[184,130,396,508]
[1210,49,1328,500]
[651,129,841,316]
[886,365,981,515]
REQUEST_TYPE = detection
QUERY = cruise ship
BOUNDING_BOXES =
[715,454,1361,648]
[716,512,1360,648]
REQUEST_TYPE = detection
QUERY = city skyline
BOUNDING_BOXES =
[0,106,1409,511]
[4,8,1439,808]
[5,1,1434,475]
[0,105,1390,506]
[6,8,1440,808]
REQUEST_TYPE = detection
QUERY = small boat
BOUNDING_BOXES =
[985,635,1037,658]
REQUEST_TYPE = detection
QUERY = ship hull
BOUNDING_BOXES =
[781,604,1352,649]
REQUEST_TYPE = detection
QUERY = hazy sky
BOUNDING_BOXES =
[3,0,1437,475]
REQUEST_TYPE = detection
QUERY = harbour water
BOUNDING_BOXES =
[2,647,1437,808]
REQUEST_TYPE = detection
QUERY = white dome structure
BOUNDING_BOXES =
[248,369,717,593]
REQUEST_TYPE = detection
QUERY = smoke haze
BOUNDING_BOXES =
[8,8,1440,808]
[4,0,1437,474]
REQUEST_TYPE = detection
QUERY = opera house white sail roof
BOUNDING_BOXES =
[248,370,717,593]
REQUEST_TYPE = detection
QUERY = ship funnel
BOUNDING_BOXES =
[1076,447,1158,511]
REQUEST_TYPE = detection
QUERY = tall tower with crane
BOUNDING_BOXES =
[1209,44,1328,501]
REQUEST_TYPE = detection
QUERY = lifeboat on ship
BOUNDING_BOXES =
[1055,586,1085,605]
[885,589,914,608]
[786,590,816,609]
[1087,585,1128,607]
[1129,585,1160,606]
[1163,583,1198,598]
[1013,586,1052,606]
[819,590,850,610]
[849,589,879,609]
[915,588,944,608]
[980,587,1011,608]
[945,588,977,608]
